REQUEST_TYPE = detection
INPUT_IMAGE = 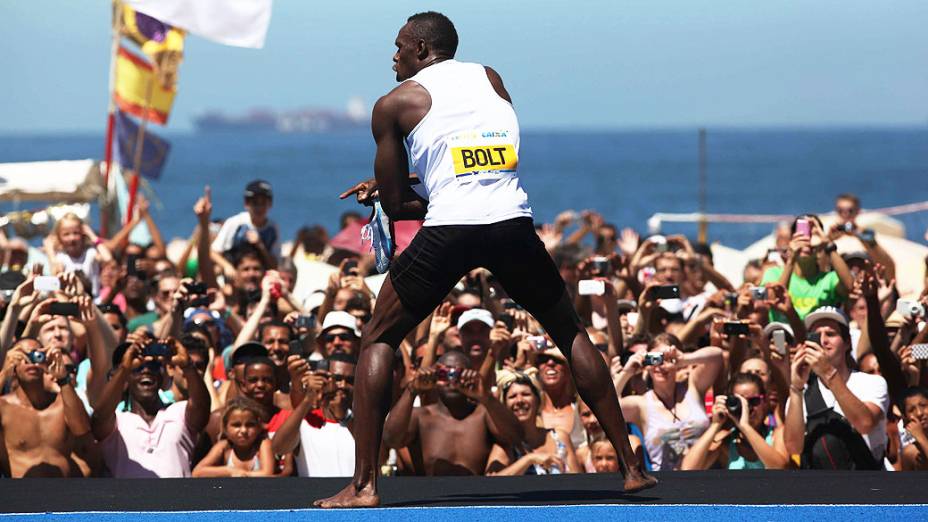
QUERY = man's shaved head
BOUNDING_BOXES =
[406,11,458,58]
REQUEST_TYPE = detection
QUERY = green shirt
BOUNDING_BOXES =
[126,311,158,333]
[760,266,845,321]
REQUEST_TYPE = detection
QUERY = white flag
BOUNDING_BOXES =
[125,0,272,49]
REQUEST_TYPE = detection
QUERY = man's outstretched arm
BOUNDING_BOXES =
[371,94,427,221]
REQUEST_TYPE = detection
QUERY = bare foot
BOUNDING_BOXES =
[623,469,658,494]
[314,482,380,509]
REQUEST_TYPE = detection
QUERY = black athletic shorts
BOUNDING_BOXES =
[389,217,566,319]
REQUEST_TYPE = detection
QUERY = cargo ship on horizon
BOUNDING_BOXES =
[193,98,368,133]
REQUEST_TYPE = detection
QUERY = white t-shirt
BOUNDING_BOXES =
[55,247,101,297]
[211,211,281,259]
[294,410,355,477]
[794,372,889,460]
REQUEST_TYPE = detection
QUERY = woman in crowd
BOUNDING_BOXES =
[614,333,723,470]
[486,369,581,475]
[681,373,789,470]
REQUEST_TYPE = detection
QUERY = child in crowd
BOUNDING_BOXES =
[193,397,274,477]
[43,212,112,296]
[589,438,620,473]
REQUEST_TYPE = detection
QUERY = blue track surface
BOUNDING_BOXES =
[2,505,926,522]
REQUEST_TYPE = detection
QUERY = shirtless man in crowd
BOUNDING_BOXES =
[0,338,93,477]
[382,351,521,475]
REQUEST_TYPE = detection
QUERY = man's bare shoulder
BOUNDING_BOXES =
[375,82,430,116]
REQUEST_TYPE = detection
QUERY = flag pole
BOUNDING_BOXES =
[101,0,124,237]
[126,75,154,225]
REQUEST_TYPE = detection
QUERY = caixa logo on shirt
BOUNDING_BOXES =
[451,144,518,176]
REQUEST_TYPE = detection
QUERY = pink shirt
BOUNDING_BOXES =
[101,401,195,478]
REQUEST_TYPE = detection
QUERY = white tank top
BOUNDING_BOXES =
[404,60,533,226]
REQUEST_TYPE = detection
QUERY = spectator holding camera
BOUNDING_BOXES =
[682,372,788,470]
[761,214,854,321]
[383,351,521,476]
[487,368,580,475]
[92,337,210,477]
[0,337,94,477]
[784,306,888,469]
[273,353,357,477]
[829,194,896,283]
[614,334,723,470]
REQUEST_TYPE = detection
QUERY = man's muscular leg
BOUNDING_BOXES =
[532,292,657,492]
[315,277,425,508]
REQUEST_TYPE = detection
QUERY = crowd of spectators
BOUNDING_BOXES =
[0,182,926,478]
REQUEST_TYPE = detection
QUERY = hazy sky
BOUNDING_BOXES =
[3,1,927,133]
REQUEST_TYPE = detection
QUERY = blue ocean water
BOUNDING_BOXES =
[1,128,926,249]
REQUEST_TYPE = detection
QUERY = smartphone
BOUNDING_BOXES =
[652,285,680,300]
[723,321,750,336]
[578,279,606,296]
[772,330,787,356]
[796,218,811,238]
[49,302,79,317]
[858,229,876,244]
[806,331,822,346]
[288,339,305,358]
[498,314,515,332]
[34,276,60,293]
[751,287,768,301]
[651,235,668,253]
[126,253,143,279]
[185,281,207,295]
[309,359,330,372]
[911,344,928,361]
[896,299,925,319]
[591,256,610,277]
[295,315,316,330]
[143,342,171,357]
[502,300,523,311]
[341,260,359,275]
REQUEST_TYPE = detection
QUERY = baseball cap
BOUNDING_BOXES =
[457,308,494,330]
[302,291,326,313]
[804,306,849,330]
[763,321,794,340]
[320,311,361,338]
[231,342,269,366]
[244,179,273,199]
[841,251,870,263]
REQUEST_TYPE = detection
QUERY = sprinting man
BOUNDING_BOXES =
[316,11,656,508]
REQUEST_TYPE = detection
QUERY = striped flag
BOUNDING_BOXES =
[114,47,176,125]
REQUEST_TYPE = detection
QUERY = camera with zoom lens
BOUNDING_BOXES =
[725,395,742,419]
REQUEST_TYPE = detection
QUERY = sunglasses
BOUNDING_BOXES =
[745,395,766,408]
[323,332,354,343]
[536,354,564,366]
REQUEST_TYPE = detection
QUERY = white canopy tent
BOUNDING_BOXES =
[0,159,103,203]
